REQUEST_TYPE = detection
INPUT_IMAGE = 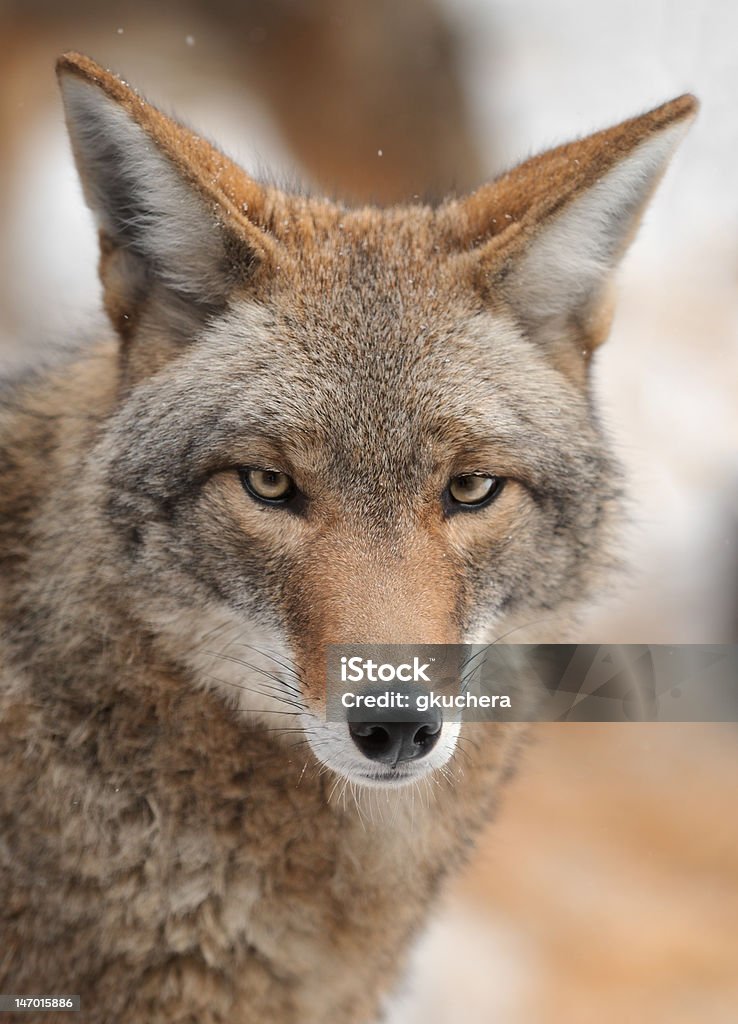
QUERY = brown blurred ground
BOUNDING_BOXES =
[458,724,738,1024]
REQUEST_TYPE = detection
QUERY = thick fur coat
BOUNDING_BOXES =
[0,54,695,1023]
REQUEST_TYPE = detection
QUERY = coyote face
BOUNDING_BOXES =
[54,54,695,787]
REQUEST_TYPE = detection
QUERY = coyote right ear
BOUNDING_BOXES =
[448,95,697,364]
[57,53,278,342]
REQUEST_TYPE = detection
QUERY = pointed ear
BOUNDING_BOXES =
[56,53,278,342]
[447,95,698,365]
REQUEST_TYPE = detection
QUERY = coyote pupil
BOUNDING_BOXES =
[0,52,696,1024]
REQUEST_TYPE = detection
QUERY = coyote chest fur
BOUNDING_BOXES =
[0,53,694,1024]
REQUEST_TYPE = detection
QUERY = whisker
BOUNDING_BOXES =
[204,652,306,707]
[204,649,288,686]
[204,673,305,712]
[233,642,301,681]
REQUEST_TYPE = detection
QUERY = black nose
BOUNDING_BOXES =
[348,714,442,765]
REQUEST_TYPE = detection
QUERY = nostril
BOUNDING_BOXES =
[412,722,441,752]
[350,723,394,758]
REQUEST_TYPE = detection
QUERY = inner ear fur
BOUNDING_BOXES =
[57,52,280,343]
[442,94,698,370]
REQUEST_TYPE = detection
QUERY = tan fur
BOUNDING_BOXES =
[0,56,696,1023]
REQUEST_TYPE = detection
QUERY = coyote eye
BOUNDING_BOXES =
[239,467,295,505]
[447,473,504,509]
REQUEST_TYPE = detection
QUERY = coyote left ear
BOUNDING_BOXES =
[450,95,698,359]
[56,53,278,343]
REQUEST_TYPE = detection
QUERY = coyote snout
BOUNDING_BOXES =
[304,663,458,787]
[350,716,442,765]
[347,690,443,766]
[324,712,454,787]
[296,640,461,786]
[336,663,451,775]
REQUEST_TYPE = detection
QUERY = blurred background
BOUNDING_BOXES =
[0,0,736,1020]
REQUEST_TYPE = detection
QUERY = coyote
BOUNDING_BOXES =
[0,53,695,1024]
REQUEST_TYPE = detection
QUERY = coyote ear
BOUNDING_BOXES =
[57,53,277,340]
[452,95,697,361]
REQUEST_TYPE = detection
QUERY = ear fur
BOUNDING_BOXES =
[447,95,698,360]
[56,52,278,340]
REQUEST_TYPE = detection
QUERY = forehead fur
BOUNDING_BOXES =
[236,191,480,314]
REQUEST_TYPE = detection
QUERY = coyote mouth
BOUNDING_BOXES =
[352,763,436,788]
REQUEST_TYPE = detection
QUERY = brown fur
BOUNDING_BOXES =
[0,55,696,1023]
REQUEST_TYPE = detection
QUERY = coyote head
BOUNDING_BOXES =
[57,54,696,786]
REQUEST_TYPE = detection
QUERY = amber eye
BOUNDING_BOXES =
[447,473,504,509]
[239,467,295,505]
